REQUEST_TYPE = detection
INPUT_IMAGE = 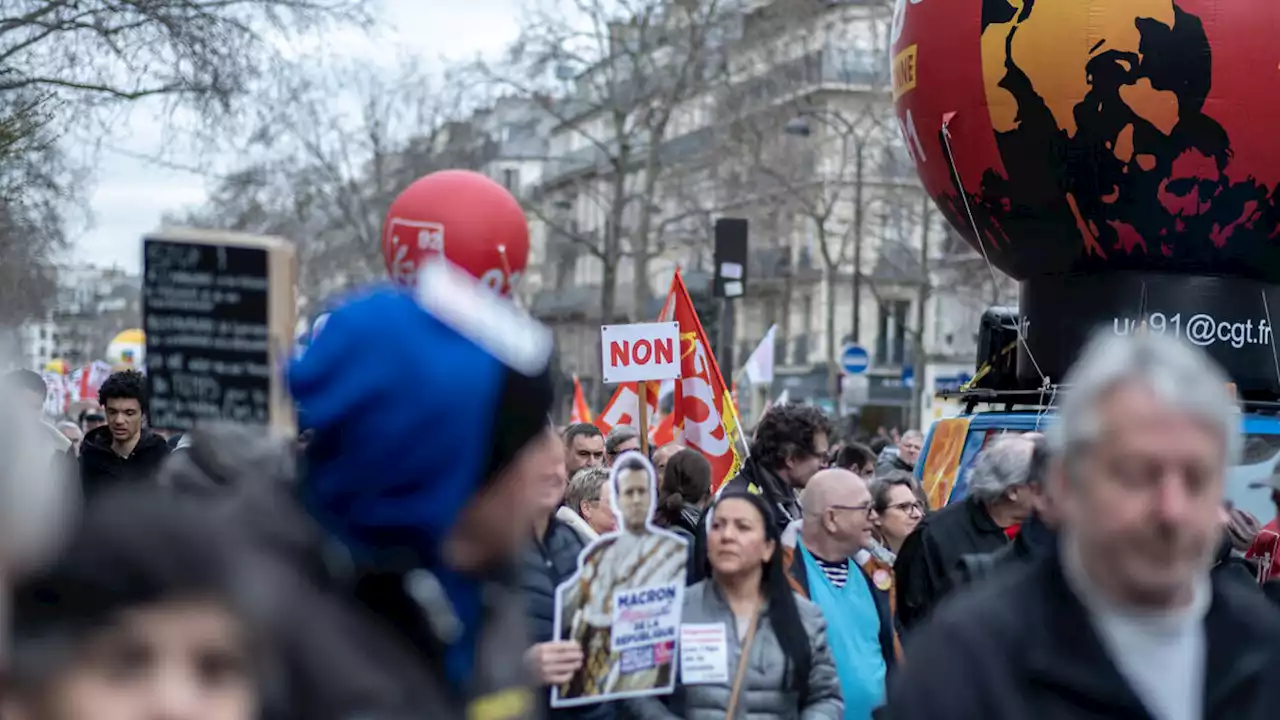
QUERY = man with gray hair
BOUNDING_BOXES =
[604,425,641,465]
[877,429,924,475]
[882,330,1280,720]
[956,433,1055,584]
[893,432,1038,631]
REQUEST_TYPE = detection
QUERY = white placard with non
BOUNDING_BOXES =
[601,322,682,384]
[679,623,730,685]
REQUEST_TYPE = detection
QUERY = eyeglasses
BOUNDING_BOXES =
[888,501,925,516]
[829,503,873,516]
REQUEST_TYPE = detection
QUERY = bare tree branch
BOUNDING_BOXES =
[0,0,374,327]
[475,0,736,327]
[0,0,370,114]
[168,55,485,308]
[0,78,74,324]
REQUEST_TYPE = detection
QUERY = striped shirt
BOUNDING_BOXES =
[812,555,849,588]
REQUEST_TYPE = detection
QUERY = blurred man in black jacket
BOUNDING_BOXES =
[78,370,170,498]
[883,332,1280,720]
[894,433,1039,632]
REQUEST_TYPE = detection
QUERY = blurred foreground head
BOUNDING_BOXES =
[7,487,263,720]
[0,382,80,580]
[288,261,557,573]
[1050,330,1239,610]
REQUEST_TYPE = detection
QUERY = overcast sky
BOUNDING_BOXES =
[73,0,521,274]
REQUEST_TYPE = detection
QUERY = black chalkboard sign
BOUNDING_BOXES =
[143,236,275,430]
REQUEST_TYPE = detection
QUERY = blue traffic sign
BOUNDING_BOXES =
[840,344,870,376]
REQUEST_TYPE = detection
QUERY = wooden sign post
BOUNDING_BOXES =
[637,379,650,456]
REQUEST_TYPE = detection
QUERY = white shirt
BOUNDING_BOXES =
[1062,537,1209,720]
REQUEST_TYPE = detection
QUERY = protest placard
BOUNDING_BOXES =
[551,452,688,707]
[142,228,297,434]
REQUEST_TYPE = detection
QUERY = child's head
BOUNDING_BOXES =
[6,487,265,720]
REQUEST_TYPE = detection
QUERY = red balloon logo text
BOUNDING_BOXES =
[382,170,530,296]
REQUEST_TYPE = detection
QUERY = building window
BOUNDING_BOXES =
[762,297,778,329]
[790,332,809,365]
[502,168,520,192]
[875,299,910,366]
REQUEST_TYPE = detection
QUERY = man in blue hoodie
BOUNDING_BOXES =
[289,260,559,720]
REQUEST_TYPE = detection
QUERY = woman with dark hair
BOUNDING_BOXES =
[6,486,267,720]
[627,492,842,719]
[653,449,712,540]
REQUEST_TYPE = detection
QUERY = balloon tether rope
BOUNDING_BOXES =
[939,112,1049,397]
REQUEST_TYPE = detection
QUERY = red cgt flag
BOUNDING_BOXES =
[658,270,747,492]
[594,270,747,489]
[650,409,676,447]
[595,381,660,435]
[569,375,594,424]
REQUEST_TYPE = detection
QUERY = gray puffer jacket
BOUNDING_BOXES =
[626,580,843,720]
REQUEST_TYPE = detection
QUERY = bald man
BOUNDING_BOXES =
[780,469,899,717]
[652,442,684,479]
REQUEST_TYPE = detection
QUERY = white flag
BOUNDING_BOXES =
[742,325,777,385]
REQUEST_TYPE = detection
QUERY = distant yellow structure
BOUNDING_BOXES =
[106,329,146,370]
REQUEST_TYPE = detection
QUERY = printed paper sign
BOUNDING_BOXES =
[600,322,682,384]
[679,623,730,685]
[551,452,689,707]
[611,583,680,652]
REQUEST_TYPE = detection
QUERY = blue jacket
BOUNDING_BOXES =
[521,516,587,644]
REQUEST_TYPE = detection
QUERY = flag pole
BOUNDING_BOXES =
[638,381,651,456]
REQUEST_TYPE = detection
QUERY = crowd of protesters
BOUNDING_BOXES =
[4,273,1280,720]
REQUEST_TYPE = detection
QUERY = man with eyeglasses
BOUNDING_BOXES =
[780,468,899,719]
[688,403,831,584]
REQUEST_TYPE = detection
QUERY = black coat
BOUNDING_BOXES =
[956,512,1057,586]
[894,495,1009,632]
[879,552,1280,720]
[137,424,534,720]
[256,543,538,720]
[518,516,616,720]
[689,458,797,585]
[875,452,913,477]
[1210,535,1262,592]
[78,426,171,498]
[520,516,587,644]
[667,503,702,572]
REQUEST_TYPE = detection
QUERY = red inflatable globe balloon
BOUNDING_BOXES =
[893,0,1280,392]
[382,170,530,295]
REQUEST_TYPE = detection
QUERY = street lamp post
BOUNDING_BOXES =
[784,111,867,407]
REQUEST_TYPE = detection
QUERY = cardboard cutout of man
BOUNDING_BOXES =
[552,450,688,706]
